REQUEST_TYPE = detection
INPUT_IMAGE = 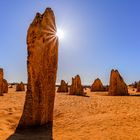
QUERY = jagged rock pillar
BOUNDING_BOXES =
[57,80,68,92]
[108,69,129,96]
[18,8,58,128]
[69,75,86,96]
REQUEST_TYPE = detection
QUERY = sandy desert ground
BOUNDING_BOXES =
[0,86,140,140]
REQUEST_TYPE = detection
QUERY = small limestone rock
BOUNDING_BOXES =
[2,79,8,93]
[90,78,105,92]
[108,69,129,96]
[0,68,3,96]
[18,8,58,128]
[0,69,8,95]
[16,82,25,91]
[137,81,140,92]
[104,85,109,91]
[57,80,68,92]
[9,84,13,88]
[69,75,86,96]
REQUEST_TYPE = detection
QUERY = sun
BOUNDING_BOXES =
[56,28,65,40]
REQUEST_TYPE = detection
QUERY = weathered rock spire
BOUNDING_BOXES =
[18,8,58,128]
[57,80,68,92]
[69,75,86,96]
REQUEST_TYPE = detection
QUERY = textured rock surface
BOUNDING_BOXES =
[18,8,58,128]
[91,78,105,92]
[0,68,3,96]
[69,75,86,96]
[16,82,25,91]
[108,69,129,96]
[57,80,68,92]
[137,81,140,92]
[2,79,8,93]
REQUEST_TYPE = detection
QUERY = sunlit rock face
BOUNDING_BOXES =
[18,8,58,128]
[2,79,8,93]
[69,75,86,96]
[0,68,4,96]
[108,69,129,96]
[90,78,105,92]
[137,81,140,92]
[16,82,25,91]
[57,80,68,92]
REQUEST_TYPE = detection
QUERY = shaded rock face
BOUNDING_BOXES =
[18,8,58,128]
[0,69,8,95]
[57,80,68,92]
[69,75,86,96]
[16,82,25,91]
[2,79,8,93]
[91,78,105,92]
[108,69,129,96]
[137,81,140,92]
[0,68,3,96]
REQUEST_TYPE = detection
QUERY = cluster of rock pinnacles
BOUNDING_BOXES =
[58,69,128,96]
[1,7,139,130]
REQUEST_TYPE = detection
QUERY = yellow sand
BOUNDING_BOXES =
[0,87,140,140]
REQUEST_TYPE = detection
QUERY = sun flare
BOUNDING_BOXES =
[56,28,65,40]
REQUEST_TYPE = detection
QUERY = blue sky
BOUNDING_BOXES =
[0,0,140,85]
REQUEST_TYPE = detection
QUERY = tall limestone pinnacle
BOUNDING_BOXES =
[18,8,58,128]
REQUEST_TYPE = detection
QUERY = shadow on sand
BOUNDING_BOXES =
[130,94,140,97]
[6,123,53,140]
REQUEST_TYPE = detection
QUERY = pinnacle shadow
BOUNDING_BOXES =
[130,94,140,97]
[6,123,53,140]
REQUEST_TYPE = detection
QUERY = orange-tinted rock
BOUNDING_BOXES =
[16,82,25,91]
[9,84,13,88]
[57,80,68,92]
[137,81,140,92]
[91,78,105,92]
[104,85,109,91]
[69,75,86,96]
[2,79,8,93]
[18,8,58,128]
[0,68,3,96]
[0,69,8,94]
[108,69,129,96]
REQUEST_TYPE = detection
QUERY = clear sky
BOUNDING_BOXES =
[0,0,140,85]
